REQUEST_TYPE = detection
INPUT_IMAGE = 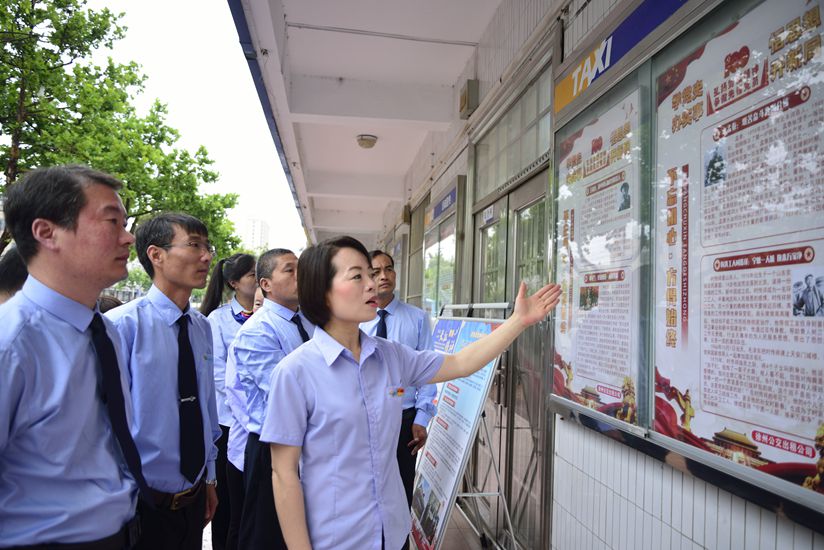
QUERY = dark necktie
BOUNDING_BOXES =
[376,309,388,339]
[232,309,252,325]
[177,316,205,483]
[89,314,153,504]
[291,313,310,343]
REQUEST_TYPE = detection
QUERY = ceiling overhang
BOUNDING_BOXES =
[231,0,504,248]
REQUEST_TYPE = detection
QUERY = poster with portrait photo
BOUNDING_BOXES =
[653,0,824,499]
[578,285,600,311]
[703,139,727,188]
[617,181,632,211]
[553,88,643,426]
[792,267,824,317]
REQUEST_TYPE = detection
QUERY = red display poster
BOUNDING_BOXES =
[553,89,643,425]
[653,0,824,496]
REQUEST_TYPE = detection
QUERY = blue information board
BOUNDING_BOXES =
[411,317,503,550]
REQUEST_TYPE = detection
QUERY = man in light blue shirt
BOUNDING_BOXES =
[228,248,313,549]
[0,165,141,547]
[108,212,221,550]
[361,250,437,513]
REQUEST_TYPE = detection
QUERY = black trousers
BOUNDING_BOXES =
[396,407,418,507]
[238,433,286,550]
[225,459,245,550]
[135,486,206,550]
[397,408,419,550]
[211,425,230,550]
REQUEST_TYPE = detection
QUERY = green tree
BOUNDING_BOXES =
[0,0,239,258]
[115,264,151,292]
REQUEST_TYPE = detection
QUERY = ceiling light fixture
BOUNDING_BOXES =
[356,134,378,149]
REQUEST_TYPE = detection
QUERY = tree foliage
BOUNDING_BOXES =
[0,0,240,258]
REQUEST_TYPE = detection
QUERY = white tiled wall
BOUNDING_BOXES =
[402,0,631,208]
[562,0,623,59]
[475,0,558,100]
[551,417,823,550]
[403,0,557,207]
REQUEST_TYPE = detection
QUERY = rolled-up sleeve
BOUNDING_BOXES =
[233,331,285,397]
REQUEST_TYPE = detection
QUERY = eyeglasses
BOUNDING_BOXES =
[162,241,216,256]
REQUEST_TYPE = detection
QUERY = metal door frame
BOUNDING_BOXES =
[504,171,549,549]
[469,172,549,548]
[469,195,510,546]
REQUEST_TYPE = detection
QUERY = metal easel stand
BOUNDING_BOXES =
[441,302,516,549]
[455,410,518,550]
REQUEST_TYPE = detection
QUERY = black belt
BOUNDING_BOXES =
[149,478,204,510]
[7,516,140,550]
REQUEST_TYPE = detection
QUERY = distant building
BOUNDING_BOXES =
[242,218,270,250]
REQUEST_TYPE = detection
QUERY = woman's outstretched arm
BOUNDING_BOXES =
[430,281,561,384]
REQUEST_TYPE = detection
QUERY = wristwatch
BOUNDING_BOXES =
[205,479,218,488]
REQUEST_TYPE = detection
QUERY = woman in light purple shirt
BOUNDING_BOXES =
[260,236,561,550]
[201,252,257,550]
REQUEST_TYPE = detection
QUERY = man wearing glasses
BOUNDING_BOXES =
[107,213,221,549]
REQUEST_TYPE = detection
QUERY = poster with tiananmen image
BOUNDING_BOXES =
[653,0,824,497]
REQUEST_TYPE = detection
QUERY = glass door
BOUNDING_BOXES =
[468,173,549,549]
[436,218,457,317]
[468,195,509,541]
[422,227,440,323]
[423,214,457,326]
[505,172,549,549]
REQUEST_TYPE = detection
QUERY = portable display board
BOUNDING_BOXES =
[410,317,504,550]
[652,0,824,502]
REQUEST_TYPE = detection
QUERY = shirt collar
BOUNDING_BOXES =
[147,284,190,326]
[262,297,299,321]
[381,295,400,315]
[312,326,379,367]
[20,275,95,332]
[229,296,246,315]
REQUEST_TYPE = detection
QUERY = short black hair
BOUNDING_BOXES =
[368,250,394,267]
[135,212,208,279]
[620,182,629,193]
[0,246,28,295]
[298,236,370,328]
[256,248,294,298]
[4,165,123,262]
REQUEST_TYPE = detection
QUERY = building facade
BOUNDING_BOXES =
[230,0,824,547]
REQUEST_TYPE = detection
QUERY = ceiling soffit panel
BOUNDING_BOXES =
[281,0,503,43]
[248,0,504,242]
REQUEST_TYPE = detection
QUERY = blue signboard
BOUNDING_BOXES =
[555,0,688,112]
[413,317,503,550]
[431,318,462,353]
[432,187,457,223]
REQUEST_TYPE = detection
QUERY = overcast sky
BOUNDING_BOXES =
[87,0,307,253]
